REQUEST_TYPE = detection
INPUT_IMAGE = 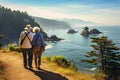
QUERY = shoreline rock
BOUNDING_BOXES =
[89,28,101,34]
[81,26,102,36]
[46,35,64,42]
[67,29,78,34]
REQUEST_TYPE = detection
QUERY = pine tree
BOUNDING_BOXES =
[0,35,4,48]
[0,5,48,43]
[82,36,120,80]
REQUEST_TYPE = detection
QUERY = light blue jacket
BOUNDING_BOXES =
[32,32,45,47]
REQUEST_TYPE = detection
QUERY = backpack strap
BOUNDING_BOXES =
[25,32,32,45]
[20,32,30,45]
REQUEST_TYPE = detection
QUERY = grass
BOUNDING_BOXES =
[43,56,96,80]
[56,67,95,80]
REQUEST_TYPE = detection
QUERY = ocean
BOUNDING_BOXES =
[42,26,120,72]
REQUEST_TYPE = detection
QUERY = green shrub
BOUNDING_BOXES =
[8,43,20,52]
[51,56,78,71]
[52,56,70,67]
[45,56,51,62]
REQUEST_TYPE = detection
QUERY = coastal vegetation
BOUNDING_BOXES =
[43,57,95,80]
[0,5,48,44]
[0,35,4,48]
[8,43,20,52]
[82,36,120,80]
[44,56,78,71]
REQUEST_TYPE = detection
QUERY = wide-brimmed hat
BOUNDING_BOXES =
[24,24,32,30]
[33,26,40,32]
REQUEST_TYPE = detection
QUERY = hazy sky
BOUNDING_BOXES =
[0,0,120,25]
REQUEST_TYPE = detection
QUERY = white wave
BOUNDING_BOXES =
[61,39,70,42]
[90,67,96,71]
[45,44,53,49]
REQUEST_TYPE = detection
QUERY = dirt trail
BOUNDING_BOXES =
[0,51,68,80]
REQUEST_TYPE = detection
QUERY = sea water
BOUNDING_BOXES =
[43,26,120,72]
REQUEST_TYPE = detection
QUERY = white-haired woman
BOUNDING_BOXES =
[32,26,45,70]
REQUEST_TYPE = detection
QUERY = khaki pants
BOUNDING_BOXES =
[33,46,43,67]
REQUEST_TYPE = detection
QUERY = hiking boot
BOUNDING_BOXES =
[28,67,33,71]
[24,66,28,69]
[29,66,33,68]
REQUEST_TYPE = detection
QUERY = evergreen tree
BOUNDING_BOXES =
[0,34,4,48]
[82,36,120,80]
[0,5,48,44]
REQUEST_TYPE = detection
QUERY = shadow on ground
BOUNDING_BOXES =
[29,68,68,80]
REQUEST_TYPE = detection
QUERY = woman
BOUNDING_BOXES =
[32,26,45,70]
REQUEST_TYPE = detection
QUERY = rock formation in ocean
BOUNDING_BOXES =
[81,26,90,36]
[46,35,64,42]
[89,29,101,34]
[67,29,78,34]
[81,26,101,36]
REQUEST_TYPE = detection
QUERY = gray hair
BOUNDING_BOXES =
[33,26,40,32]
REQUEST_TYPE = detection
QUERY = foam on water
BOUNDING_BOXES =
[45,44,53,49]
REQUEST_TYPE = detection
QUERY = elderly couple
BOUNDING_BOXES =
[19,24,46,70]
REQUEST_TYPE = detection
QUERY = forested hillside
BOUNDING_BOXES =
[0,5,48,45]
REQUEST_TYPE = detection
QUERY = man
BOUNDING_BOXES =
[19,24,33,69]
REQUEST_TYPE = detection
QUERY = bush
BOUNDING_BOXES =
[45,56,51,62]
[8,43,20,52]
[52,56,70,67]
[51,56,78,71]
